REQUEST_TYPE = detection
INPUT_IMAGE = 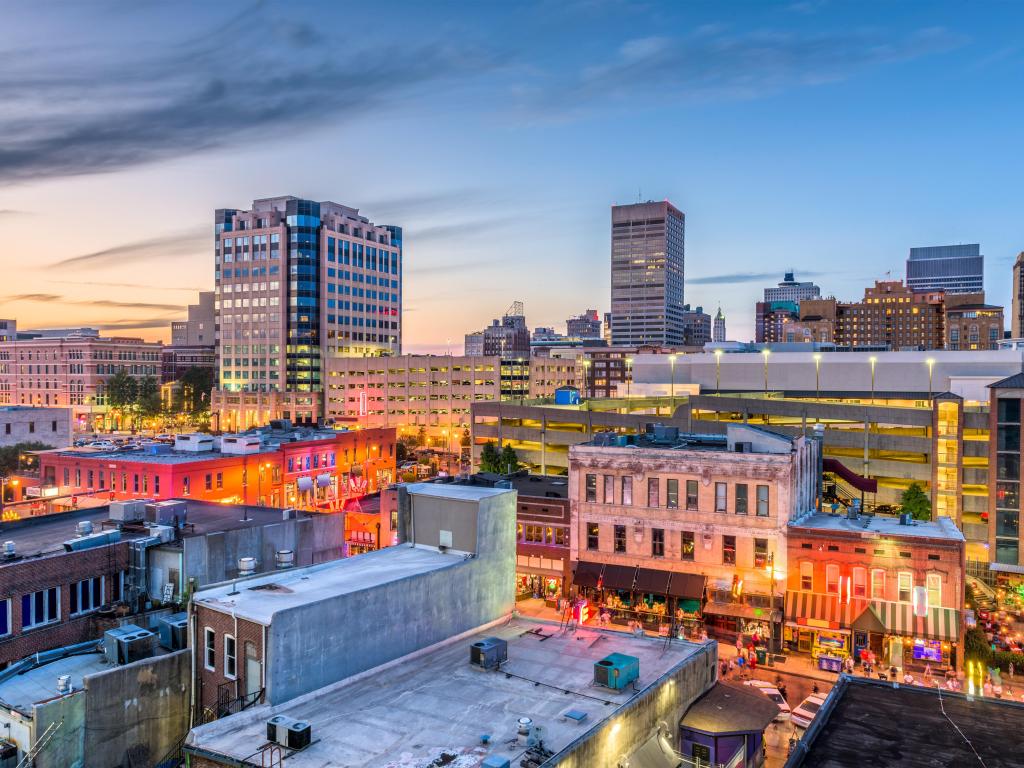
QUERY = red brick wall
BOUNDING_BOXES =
[516,494,571,594]
[0,541,129,667]
[193,603,265,717]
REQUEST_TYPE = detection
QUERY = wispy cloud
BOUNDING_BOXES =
[0,293,183,312]
[51,228,207,268]
[1,293,62,302]
[0,10,498,184]
[94,317,182,332]
[689,270,823,285]
[53,279,205,292]
[0,209,28,217]
[410,216,518,244]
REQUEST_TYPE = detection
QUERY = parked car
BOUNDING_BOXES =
[743,680,791,721]
[85,440,117,450]
[791,693,827,729]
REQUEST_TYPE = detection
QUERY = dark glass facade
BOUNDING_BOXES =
[995,395,1021,565]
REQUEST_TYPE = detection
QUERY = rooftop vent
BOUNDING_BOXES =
[2,541,14,559]
[469,637,508,670]
[275,550,295,570]
[76,520,93,537]
[63,529,121,552]
[238,556,257,576]
[57,675,73,695]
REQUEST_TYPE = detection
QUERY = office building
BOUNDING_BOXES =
[0,320,15,343]
[566,309,602,339]
[680,304,711,347]
[906,244,984,294]
[1013,252,1024,339]
[570,424,820,646]
[988,373,1024,571]
[764,271,822,304]
[609,200,686,347]
[944,298,1004,350]
[212,196,402,429]
[161,345,216,383]
[171,291,215,346]
[463,302,530,358]
[713,307,726,342]
[756,300,800,343]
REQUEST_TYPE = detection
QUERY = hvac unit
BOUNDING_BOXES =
[266,715,312,750]
[593,653,640,691]
[109,500,147,522]
[146,500,188,527]
[470,637,508,670]
[63,529,121,552]
[157,612,189,650]
[482,757,511,768]
[220,435,263,455]
[104,625,155,664]
[173,434,215,452]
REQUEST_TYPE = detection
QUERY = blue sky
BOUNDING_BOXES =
[0,0,1021,349]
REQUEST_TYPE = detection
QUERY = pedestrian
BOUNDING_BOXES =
[924,663,932,682]
[1010,661,1015,679]
[750,652,758,673]
[728,658,736,675]
[700,628,709,642]
[736,636,744,656]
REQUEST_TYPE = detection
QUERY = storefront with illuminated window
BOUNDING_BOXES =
[515,522,569,603]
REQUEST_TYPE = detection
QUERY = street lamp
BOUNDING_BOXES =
[582,359,591,398]
[714,349,723,395]
[761,348,771,394]
[812,353,822,402]
[869,356,877,405]
[625,357,634,401]
[766,552,777,654]
[926,358,936,400]
[668,355,677,402]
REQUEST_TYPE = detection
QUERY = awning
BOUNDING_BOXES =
[862,601,961,642]
[635,567,672,595]
[667,572,707,601]
[784,590,862,630]
[573,561,603,589]
[601,564,637,592]
[990,561,1024,575]
[851,604,887,634]
[297,476,314,492]
[704,602,780,622]
[316,473,332,488]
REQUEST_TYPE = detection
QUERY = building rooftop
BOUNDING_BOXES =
[193,544,463,625]
[187,619,710,767]
[789,512,965,542]
[789,677,1024,768]
[681,681,780,734]
[0,651,109,714]
[404,482,510,502]
[460,472,570,499]
[577,423,796,454]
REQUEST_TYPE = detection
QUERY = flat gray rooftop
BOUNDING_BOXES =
[405,482,510,501]
[0,652,107,714]
[0,507,143,558]
[790,512,965,542]
[193,544,463,624]
[188,619,707,767]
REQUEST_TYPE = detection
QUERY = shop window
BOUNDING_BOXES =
[585,474,597,502]
[897,572,912,603]
[870,569,886,599]
[735,483,748,515]
[852,567,867,598]
[603,475,614,504]
[715,483,727,513]
[927,573,941,607]
[800,561,813,591]
[525,525,543,543]
[686,480,698,510]
[651,528,665,557]
[666,479,679,508]
[825,564,840,594]
[681,531,694,561]
[754,538,768,569]
[621,476,632,506]
[613,525,626,553]
[647,477,659,507]
[756,485,770,516]
[586,523,599,551]
[723,535,736,565]
[553,528,567,546]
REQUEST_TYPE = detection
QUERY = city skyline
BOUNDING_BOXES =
[1,1,1023,350]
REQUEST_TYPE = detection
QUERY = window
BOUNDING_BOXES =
[112,571,126,603]
[524,525,543,543]
[224,634,237,679]
[647,478,659,507]
[652,528,665,557]
[897,573,912,603]
[586,523,599,550]
[70,576,103,615]
[603,475,614,504]
[0,599,9,637]
[666,479,679,508]
[852,567,867,598]
[825,564,840,594]
[756,485,770,516]
[754,538,768,569]
[871,569,886,599]
[614,525,626,553]
[585,474,597,502]
[733,483,749,515]
[21,587,60,629]
[800,561,813,591]
[216,472,224,490]
[723,535,736,565]
[927,573,941,607]
[182,476,190,496]
[204,628,216,670]
[715,483,727,512]
[205,473,213,491]
[686,480,699,510]
[621,476,633,505]
[681,531,695,561]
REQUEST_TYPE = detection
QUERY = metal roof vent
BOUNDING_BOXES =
[275,550,295,570]
[238,557,257,576]
[76,520,93,537]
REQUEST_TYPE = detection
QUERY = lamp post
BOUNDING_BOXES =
[869,356,877,405]
[625,357,634,402]
[668,354,677,402]
[926,358,935,400]
[582,358,591,399]
[714,349,723,395]
[761,348,770,394]
[766,551,777,654]
[812,353,822,402]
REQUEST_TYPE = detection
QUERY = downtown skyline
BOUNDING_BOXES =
[1,1,1023,350]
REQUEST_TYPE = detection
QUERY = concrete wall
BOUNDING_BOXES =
[265,489,516,704]
[547,642,718,767]
[0,407,72,448]
[406,494,479,553]
[181,513,345,588]
[33,691,86,768]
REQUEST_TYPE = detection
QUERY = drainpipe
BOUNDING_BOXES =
[188,599,197,727]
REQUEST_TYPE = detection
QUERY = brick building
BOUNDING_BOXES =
[785,512,965,671]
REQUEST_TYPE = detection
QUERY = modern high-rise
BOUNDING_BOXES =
[1012,252,1024,339]
[211,196,402,430]
[609,201,685,347]
[713,307,726,342]
[906,244,984,294]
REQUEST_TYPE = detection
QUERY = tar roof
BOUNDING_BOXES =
[187,619,708,767]
[0,507,144,559]
[681,682,781,734]
[789,512,965,542]
[193,545,462,624]
[791,678,1024,768]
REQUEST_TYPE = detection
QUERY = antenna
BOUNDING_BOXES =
[504,301,524,318]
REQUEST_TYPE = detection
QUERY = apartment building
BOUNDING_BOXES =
[0,334,163,430]
[569,424,820,646]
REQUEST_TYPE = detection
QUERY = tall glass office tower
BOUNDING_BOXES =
[906,244,983,295]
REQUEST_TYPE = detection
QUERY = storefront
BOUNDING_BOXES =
[515,572,563,602]
[784,590,855,661]
[852,601,961,671]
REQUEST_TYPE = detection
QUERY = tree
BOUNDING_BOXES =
[106,369,138,411]
[499,444,520,475]
[395,441,409,464]
[0,441,53,477]
[479,441,501,473]
[177,366,215,414]
[137,377,162,420]
[460,429,471,447]
[964,626,992,665]
[899,482,931,521]
[415,426,427,447]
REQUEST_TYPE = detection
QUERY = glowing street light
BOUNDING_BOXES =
[926,358,936,400]
[812,353,822,401]
[714,349,723,394]
[869,356,878,404]
[761,348,771,394]
[668,355,677,401]
[625,357,634,400]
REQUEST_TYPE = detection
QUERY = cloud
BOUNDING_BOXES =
[689,272,779,285]
[408,259,501,276]
[0,209,28,217]
[533,26,965,111]
[0,293,183,312]
[53,279,205,292]
[1,293,62,302]
[51,228,208,268]
[362,189,496,221]
[0,10,499,184]
[95,317,181,332]
[409,216,518,244]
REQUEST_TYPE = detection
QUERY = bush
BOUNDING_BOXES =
[964,626,992,665]
[990,651,1024,672]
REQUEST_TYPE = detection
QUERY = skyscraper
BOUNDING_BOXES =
[906,244,983,294]
[212,196,402,429]
[713,307,726,342]
[1013,252,1024,339]
[763,271,821,303]
[755,272,821,343]
[609,200,685,347]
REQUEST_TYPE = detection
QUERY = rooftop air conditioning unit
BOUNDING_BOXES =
[174,434,215,452]
[593,653,639,690]
[146,500,188,527]
[109,500,146,523]
[104,624,155,664]
[157,612,188,650]
[469,637,508,670]
[266,715,312,750]
[220,435,263,455]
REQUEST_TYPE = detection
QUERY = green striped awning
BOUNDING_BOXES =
[785,590,857,629]
[867,601,961,642]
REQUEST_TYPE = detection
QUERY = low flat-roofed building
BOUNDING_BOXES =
[185,619,717,768]
[786,675,1024,768]
[0,406,71,449]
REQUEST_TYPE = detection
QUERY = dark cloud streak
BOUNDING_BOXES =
[689,270,823,285]
[51,228,208,268]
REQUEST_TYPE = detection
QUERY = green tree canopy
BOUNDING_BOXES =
[899,482,932,521]
[479,442,501,474]
[964,626,992,665]
[0,442,54,477]
[177,366,215,414]
[106,369,138,410]
[499,444,520,475]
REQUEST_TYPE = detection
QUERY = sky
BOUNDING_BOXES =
[0,0,1022,351]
